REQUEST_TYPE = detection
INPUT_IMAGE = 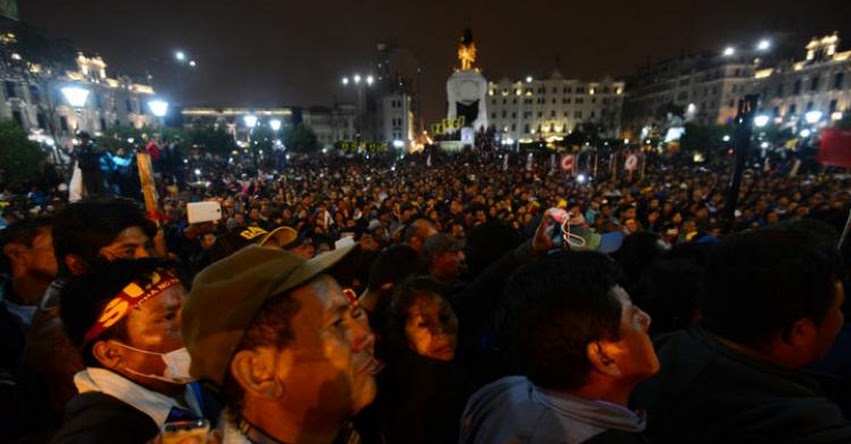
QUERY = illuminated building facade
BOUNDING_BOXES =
[749,33,850,126]
[487,70,624,142]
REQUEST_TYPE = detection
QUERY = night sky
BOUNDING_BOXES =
[21,0,850,125]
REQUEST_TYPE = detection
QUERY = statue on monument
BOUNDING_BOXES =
[458,28,476,70]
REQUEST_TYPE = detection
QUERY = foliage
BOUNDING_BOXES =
[284,123,319,153]
[678,123,728,155]
[186,126,236,157]
[837,113,851,130]
[0,120,46,187]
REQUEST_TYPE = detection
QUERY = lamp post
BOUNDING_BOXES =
[341,72,374,149]
[61,86,90,133]
[244,114,259,173]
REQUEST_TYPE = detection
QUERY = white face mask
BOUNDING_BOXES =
[113,342,195,384]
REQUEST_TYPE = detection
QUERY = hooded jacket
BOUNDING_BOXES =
[461,376,647,444]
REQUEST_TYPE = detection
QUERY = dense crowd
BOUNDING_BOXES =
[1,139,850,443]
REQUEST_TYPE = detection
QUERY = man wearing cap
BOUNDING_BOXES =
[183,244,380,443]
[52,259,216,443]
[209,225,298,263]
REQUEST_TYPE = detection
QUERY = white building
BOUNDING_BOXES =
[750,33,849,126]
[379,93,413,149]
[0,32,160,146]
[487,69,624,143]
[623,52,753,133]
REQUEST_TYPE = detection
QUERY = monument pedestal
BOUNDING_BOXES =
[446,69,488,132]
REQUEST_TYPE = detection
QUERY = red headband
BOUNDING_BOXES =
[84,269,182,343]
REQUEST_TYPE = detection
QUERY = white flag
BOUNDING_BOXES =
[503,154,509,171]
[526,153,534,172]
[550,154,557,172]
[427,154,432,167]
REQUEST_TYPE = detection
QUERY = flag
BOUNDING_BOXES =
[818,128,851,168]
[550,154,557,172]
[560,154,575,172]
[426,154,432,167]
[526,153,534,171]
[502,153,509,171]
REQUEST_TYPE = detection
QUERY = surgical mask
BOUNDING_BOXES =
[113,342,195,384]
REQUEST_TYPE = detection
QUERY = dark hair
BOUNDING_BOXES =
[385,276,450,355]
[368,245,423,290]
[221,290,301,415]
[700,225,843,346]
[53,198,156,275]
[465,221,521,277]
[501,251,623,391]
[60,258,179,367]
[0,216,53,273]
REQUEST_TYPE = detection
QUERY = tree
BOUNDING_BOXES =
[678,123,728,157]
[837,113,851,130]
[187,126,236,157]
[284,123,319,153]
[0,119,46,187]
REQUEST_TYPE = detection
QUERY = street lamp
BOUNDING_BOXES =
[366,75,374,86]
[243,115,258,128]
[354,74,362,84]
[757,39,771,51]
[269,118,282,132]
[342,77,349,85]
[61,86,90,132]
[723,46,735,56]
[148,99,169,128]
[244,115,259,172]
[525,76,533,83]
[804,110,823,124]
[189,60,197,68]
[753,114,770,128]
[175,51,186,62]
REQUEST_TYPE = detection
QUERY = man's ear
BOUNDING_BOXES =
[586,341,622,378]
[786,317,818,348]
[230,347,291,400]
[92,340,125,371]
[64,254,88,276]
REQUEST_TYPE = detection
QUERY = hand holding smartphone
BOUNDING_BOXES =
[160,419,210,444]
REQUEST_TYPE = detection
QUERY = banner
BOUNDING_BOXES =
[526,153,534,172]
[503,153,509,171]
[560,154,575,173]
[818,128,851,168]
[624,154,639,171]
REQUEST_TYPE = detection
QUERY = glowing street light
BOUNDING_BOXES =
[61,86,90,107]
[342,77,349,85]
[757,39,771,51]
[723,46,735,56]
[189,60,197,67]
[366,75,374,86]
[753,114,770,128]
[269,119,282,132]
[175,50,186,62]
[147,99,169,118]
[722,135,731,142]
[525,76,533,83]
[353,74,362,84]
[804,110,823,124]
[800,129,812,138]
[244,115,258,128]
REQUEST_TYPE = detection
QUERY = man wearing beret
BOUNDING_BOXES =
[183,244,380,443]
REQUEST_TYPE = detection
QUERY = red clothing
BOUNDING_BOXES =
[144,142,161,161]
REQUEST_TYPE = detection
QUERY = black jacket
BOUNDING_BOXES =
[50,392,159,444]
[632,327,851,444]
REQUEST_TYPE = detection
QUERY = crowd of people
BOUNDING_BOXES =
[1,141,850,443]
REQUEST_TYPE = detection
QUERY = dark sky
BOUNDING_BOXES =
[21,0,850,124]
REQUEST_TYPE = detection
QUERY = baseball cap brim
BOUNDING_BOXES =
[571,227,624,254]
[259,226,298,248]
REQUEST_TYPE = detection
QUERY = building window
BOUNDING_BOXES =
[491,113,496,119]
[806,101,813,111]
[29,85,41,103]
[502,110,507,118]
[511,112,516,118]
[4,81,16,98]
[789,104,796,115]
[590,111,595,118]
[513,99,517,104]
[12,110,23,126]
[551,110,556,117]
[811,77,820,91]
[773,106,780,117]
[829,99,838,114]
[524,124,530,133]
[60,116,69,131]
[574,111,582,118]
[126,99,133,112]
[100,118,108,130]
[502,99,507,105]
[37,113,47,129]
[729,100,734,108]
[563,112,568,117]
[511,124,516,131]
[552,99,556,104]
[491,99,496,105]
[775,84,783,97]
[537,112,543,118]
[576,98,584,104]
[793,79,801,95]
[591,98,596,104]
[834,72,845,90]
